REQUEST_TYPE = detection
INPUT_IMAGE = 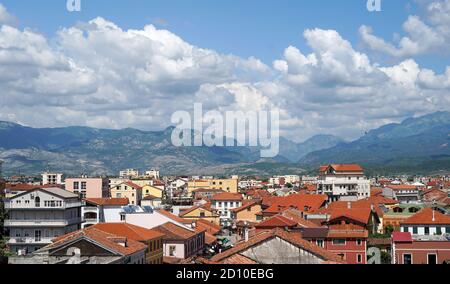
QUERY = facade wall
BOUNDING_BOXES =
[65,178,108,199]
[110,184,141,205]
[235,204,262,222]
[393,241,450,264]
[324,238,366,264]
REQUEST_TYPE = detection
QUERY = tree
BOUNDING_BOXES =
[0,198,11,261]
[285,183,293,189]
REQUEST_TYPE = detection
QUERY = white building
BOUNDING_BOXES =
[400,208,450,240]
[210,192,243,227]
[119,169,139,178]
[317,164,370,202]
[166,178,187,199]
[81,198,130,228]
[41,172,63,186]
[5,187,82,255]
[145,169,160,179]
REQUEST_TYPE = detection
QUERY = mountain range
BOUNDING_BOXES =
[0,111,449,176]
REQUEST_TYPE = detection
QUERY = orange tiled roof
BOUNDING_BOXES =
[84,198,130,206]
[281,209,321,228]
[153,222,199,240]
[195,219,221,235]
[211,192,243,201]
[402,208,450,225]
[210,229,345,264]
[320,164,364,173]
[386,185,418,191]
[179,203,215,217]
[123,181,143,190]
[90,223,164,242]
[48,227,147,256]
[255,215,298,228]
[263,194,328,214]
[230,200,260,213]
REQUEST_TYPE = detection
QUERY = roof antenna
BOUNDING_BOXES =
[432,200,436,222]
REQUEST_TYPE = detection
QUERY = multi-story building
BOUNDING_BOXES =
[5,187,82,255]
[383,185,421,204]
[110,181,142,206]
[210,192,243,227]
[145,169,160,179]
[188,178,238,194]
[82,198,130,228]
[119,169,139,178]
[41,172,63,186]
[0,160,5,198]
[392,232,450,264]
[400,208,450,238]
[317,164,370,202]
[65,176,109,199]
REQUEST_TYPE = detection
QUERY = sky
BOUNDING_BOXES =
[0,0,449,142]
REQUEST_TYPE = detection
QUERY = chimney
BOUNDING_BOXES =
[347,202,352,209]
[432,210,436,222]
[370,204,375,211]
[244,221,249,242]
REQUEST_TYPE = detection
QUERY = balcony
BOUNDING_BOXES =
[8,237,54,245]
[4,218,82,227]
[5,201,82,210]
[82,207,99,214]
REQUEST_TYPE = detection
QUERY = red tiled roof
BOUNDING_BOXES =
[210,229,345,264]
[49,227,147,256]
[196,219,221,235]
[386,185,418,191]
[179,203,215,217]
[222,254,257,264]
[153,222,199,240]
[123,181,143,190]
[142,195,160,200]
[402,208,450,225]
[211,192,243,201]
[5,183,40,191]
[320,164,364,173]
[263,194,328,215]
[90,223,164,242]
[156,209,192,224]
[281,209,321,228]
[392,232,413,243]
[84,198,129,206]
[230,200,259,213]
[255,215,298,228]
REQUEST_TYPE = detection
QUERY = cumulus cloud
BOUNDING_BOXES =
[360,0,450,57]
[0,3,15,25]
[0,3,449,142]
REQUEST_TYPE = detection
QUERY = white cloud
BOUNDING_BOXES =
[0,4,449,142]
[360,0,450,57]
[0,3,15,25]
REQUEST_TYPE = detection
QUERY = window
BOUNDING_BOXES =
[403,254,412,264]
[357,239,362,246]
[316,239,324,248]
[199,212,205,218]
[446,226,450,234]
[403,226,409,233]
[413,227,418,234]
[120,214,126,221]
[437,227,442,235]
[428,254,437,265]
[357,254,363,263]
[81,182,87,190]
[73,182,79,190]
[35,230,42,242]
[332,239,346,245]
[35,197,41,208]
[169,246,176,257]
[424,227,430,235]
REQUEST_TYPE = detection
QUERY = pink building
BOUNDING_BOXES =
[65,177,109,199]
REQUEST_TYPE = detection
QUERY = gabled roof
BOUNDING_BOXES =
[211,192,243,201]
[402,208,450,225]
[210,229,345,264]
[320,164,364,173]
[281,209,321,228]
[44,227,147,256]
[116,181,143,190]
[230,200,260,213]
[11,187,78,200]
[326,208,375,225]
[153,222,200,241]
[90,223,164,242]
[84,198,129,206]
[255,215,298,228]
[142,195,161,201]
[195,219,221,235]
[179,203,215,217]
[156,209,192,224]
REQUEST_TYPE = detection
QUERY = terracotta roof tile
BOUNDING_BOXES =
[153,222,199,240]
[263,194,327,214]
[84,198,129,206]
[402,208,450,225]
[211,192,243,201]
[91,223,164,242]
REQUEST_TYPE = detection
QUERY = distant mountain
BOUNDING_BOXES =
[299,112,450,174]
[0,121,337,176]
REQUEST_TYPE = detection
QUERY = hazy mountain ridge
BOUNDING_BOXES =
[0,121,341,175]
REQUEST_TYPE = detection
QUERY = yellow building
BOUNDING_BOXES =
[130,178,154,188]
[142,185,164,199]
[110,181,142,205]
[188,178,238,194]
[231,201,262,223]
[179,203,220,225]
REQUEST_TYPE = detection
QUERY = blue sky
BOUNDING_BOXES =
[1,0,444,70]
[0,0,449,141]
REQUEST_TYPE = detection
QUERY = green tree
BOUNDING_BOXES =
[285,183,293,189]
